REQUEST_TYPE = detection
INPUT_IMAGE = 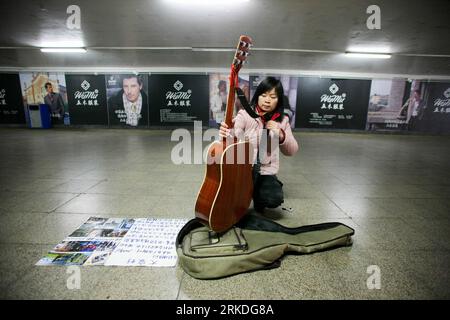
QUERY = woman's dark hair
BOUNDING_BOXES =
[251,77,284,121]
[123,74,143,86]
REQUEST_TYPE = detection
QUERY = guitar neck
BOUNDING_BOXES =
[224,80,236,128]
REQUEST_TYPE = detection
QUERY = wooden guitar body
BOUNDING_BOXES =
[195,138,254,233]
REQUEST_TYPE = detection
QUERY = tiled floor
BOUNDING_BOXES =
[0,128,449,299]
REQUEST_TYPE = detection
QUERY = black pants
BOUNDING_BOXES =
[252,167,284,211]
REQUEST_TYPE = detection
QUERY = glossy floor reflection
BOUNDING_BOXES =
[0,128,449,299]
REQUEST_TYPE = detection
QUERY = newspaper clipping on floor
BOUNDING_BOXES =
[36,217,187,267]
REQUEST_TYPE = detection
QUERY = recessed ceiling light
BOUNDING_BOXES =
[345,52,391,59]
[40,48,87,53]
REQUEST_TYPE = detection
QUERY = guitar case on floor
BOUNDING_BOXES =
[176,214,355,279]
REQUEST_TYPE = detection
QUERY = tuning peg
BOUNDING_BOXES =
[240,41,250,48]
[233,58,242,65]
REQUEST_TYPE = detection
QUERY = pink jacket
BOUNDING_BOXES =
[230,109,299,175]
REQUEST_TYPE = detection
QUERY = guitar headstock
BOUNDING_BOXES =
[232,35,253,72]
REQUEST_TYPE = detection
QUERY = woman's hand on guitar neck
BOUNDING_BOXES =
[219,122,231,138]
[266,120,286,143]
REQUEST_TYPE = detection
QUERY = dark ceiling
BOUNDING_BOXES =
[0,0,449,78]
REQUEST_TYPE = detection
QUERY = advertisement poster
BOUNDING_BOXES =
[405,81,450,133]
[148,74,209,126]
[66,74,108,125]
[106,74,149,127]
[19,72,69,125]
[296,77,371,129]
[0,73,25,124]
[366,79,411,131]
[250,75,299,128]
[209,73,250,127]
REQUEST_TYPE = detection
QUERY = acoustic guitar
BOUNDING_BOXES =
[195,35,254,233]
